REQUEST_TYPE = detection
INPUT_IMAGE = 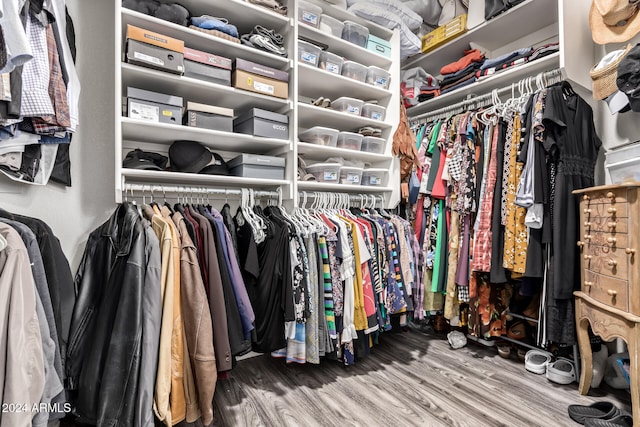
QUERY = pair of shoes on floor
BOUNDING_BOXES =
[525,349,576,384]
[568,401,632,426]
[312,97,331,108]
[496,342,526,362]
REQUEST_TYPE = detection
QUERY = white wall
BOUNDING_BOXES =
[0,0,117,270]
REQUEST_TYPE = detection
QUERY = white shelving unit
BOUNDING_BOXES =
[115,0,401,207]
[402,0,594,119]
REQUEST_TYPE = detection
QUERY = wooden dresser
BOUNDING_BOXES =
[574,183,640,423]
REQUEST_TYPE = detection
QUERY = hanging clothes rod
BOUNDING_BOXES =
[123,183,280,199]
[409,68,564,124]
[297,191,384,209]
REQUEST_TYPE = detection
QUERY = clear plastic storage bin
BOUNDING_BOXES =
[298,40,322,67]
[306,162,341,182]
[339,166,363,185]
[331,97,364,115]
[319,51,344,74]
[361,168,388,186]
[366,65,391,89]
[361,136,385,154]
[341,60,367,82]
[341,20,369,47]
[336,132,364,150]
[298,1,322,28]
[320,14,344,37]
[362,103,386,121]
[299,126,339,146]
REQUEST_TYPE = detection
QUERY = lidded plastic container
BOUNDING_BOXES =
[319,14,344,37]
[336,132,364,150]
[298,1,323,28]
[361,168,388,186]
[319,51,344,74]
[341,60,367,82]
[361,136,385,154]
[298,40,322,67]
[341,20,369,47]
[299,126,339,146]
[361,103,386,121]
[306,162,341,182]
[366,65,391,89]
[331,97,364,115]
[339,165,363,185]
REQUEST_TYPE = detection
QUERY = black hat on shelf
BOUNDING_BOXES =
[168,140,229,175]
[122,149,168,170]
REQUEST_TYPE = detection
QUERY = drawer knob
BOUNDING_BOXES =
[607,259,618,267]
[608,207,617,214]
[584,208,592,214]
[607,237,617,245]
[584,222,592,227]
[583,194,590,201]
[626,248,636,255]
[607,222,617,229]
[577,241,585,247]
[584,281,594,287]
[585,234,593,240]
[584,255,593,260]
[607,191,615,199]
[607,289,618,296]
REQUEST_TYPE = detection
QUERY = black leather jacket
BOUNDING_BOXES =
[66,204,147,426]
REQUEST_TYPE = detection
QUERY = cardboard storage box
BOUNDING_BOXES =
[366,34,392,58]
[227,154,285,180]
[126,39,185,75]
[126,25,184,52]
[126,87,183,124]
[422,14,467,53]
[232,58,289,99]
[183,47,231,86]
[234,108,289,140]
[184,102,233,132]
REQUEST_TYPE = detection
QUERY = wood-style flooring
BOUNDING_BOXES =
[212,330,631,427]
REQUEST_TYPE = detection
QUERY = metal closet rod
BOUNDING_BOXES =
[123,183,281,199]
[409,68,564,124]
[298,191,384,201]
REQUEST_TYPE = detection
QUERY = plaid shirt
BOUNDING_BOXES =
[21,14,54,118]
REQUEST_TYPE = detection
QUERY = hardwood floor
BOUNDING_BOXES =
[211,330,631,427]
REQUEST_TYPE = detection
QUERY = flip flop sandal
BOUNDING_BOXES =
[247,0,288,16]
[372,128,382,137]
[585,414,634,427]
[189,25,241,44]
[496,342,511,359]
[312,96,326,106]
[524,349,551,374]
[322,98,331,108]
[546,358,576,385]
[516,347,527,363]
[568,401,624,425]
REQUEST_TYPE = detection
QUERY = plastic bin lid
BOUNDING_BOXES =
[300,126,339,134]
[333,96,363,104]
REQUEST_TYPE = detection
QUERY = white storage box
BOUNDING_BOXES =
[306,162,341,182]
[341,60,367,82]
[299,126,339,146]
[361,168,388,186]
[339,165,363,185]
[320,14,344,37]
[366,65,391,89]
[362,103,386,121]
[319,51,344,74]
[336,132,363,150]
[298,40,322,67]
[605,143,640,184]
[298,1,323,28]
[361,136,385,154]
[331,97,364,115]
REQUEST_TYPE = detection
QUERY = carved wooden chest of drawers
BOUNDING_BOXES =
[575,184,639,314]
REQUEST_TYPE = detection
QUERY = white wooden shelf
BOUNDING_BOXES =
[297,181,393,193]
[174,0,291,32]
[121,62,290,112]
[297,142,390,163]
[122,169,289,187]
[402,0,557,75]
[297,63,392,104]
[298,24,392,69]
[122,8,291,70]
[406,52,560,117]
[301,0,393,40]
[298,103,392,132]
[121,118,290,153]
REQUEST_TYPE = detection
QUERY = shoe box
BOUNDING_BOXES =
[184,101,233,132]
[125,25,185,75]
[125,87,183,124]
[233,108,289,140]
[366,34,392,58]
[227,154,285,180]
[183,47,232,86]
[232,58,289,99]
